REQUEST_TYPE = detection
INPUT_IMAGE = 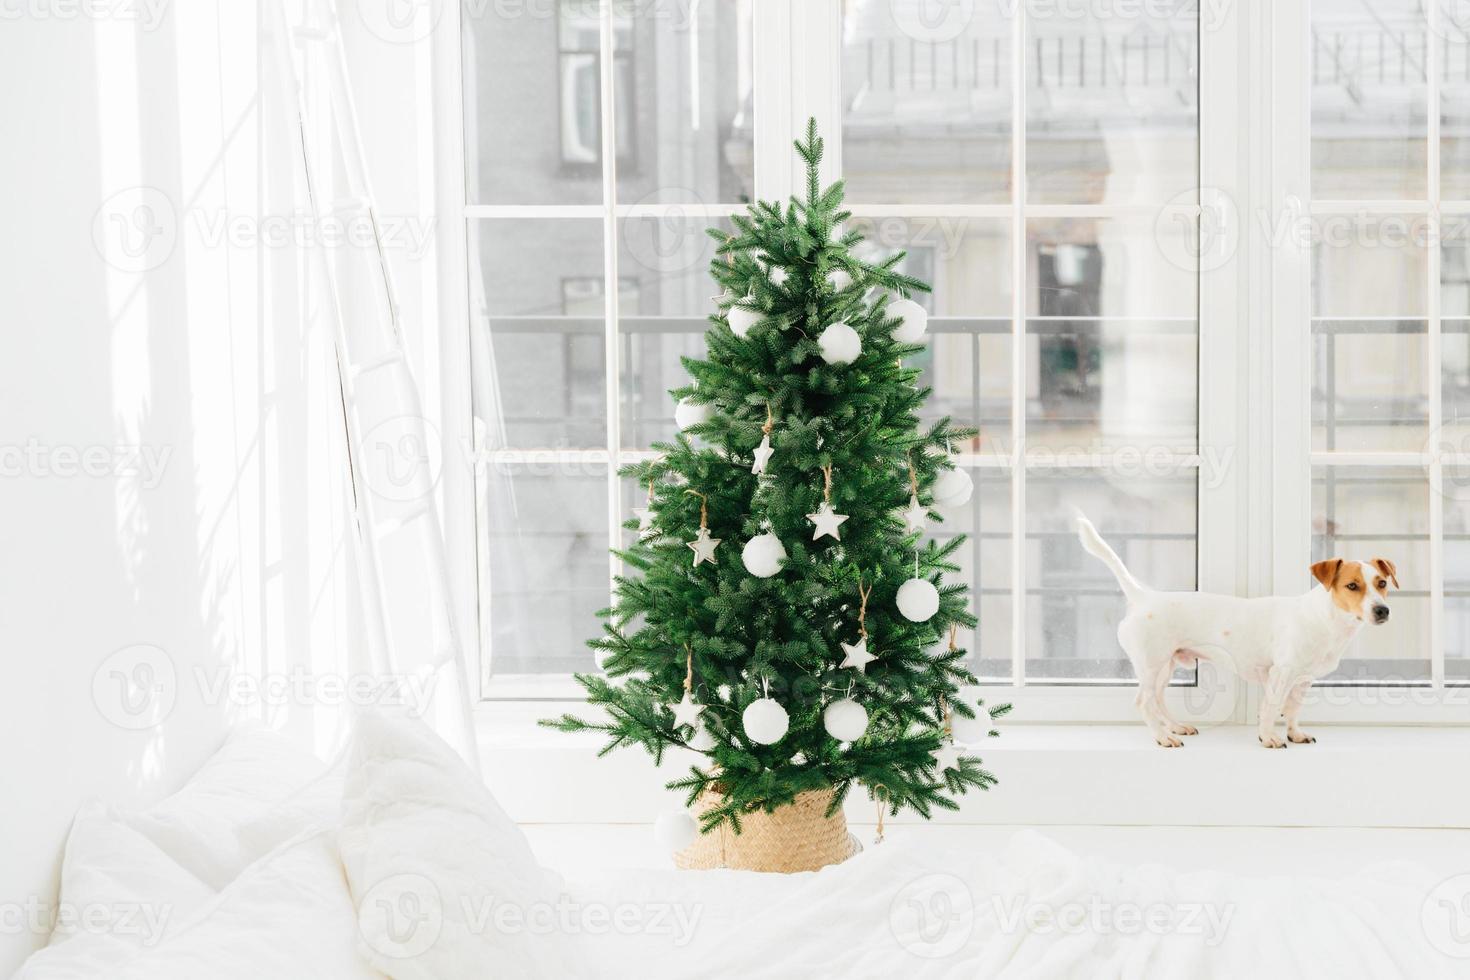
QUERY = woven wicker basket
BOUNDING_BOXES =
[674,788,861,873]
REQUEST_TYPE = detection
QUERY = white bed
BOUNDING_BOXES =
[14,713,1460,979]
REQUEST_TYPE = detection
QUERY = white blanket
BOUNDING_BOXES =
[566,832,1456,980]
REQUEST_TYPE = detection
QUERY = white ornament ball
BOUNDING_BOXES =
[818,322,862,365]
[741,533,787,578]
[653,811,699,852]
[931,467,974,509]
[823,699,869,742]
[742,697,790,744]
[897,577,941,622]
[828,269,853,292]
[727,303,761,339]
[687,722,716,752]
[674,397,713,431]
[888,298,929,344]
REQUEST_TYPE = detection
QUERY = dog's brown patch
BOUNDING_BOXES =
[1372,557,1399,590]
[1311,558,1369,619]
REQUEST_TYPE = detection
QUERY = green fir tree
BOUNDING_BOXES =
[545,120,1009,834]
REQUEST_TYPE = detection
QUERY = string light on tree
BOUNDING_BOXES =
[806,464,849,541]
[839,580,879,672]
[685,490,720,567]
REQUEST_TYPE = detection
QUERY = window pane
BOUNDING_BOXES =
[1310,0,1428,200]
[1025,0,1199,206]
[1444,229,1470,317]
[1446,35,1470,200]
[1311,466,1429,683]
[1311,213,1428,319]
[927,471,1012,681]
[1026,319,1196,455]
[1443,236,1470,446]
[1025,467,1197,682]
[463,0,603,205]
[617,213,733,449]
[613,0,754,205]
[470,219,607,449]
[482,464,608,675]
[1312,319,1428,451]
[848,215,1013,455]
[1027,216,1199,319]
[1444,466,1470,681]
[841,1,1013,204]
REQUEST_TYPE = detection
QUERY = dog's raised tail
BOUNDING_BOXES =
[1074,510,1147,603]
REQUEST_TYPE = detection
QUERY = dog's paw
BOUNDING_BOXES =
[1170,724,1199,736]
[1287,731,1316,744]
[1155,735,1184,748]
[1258,735,1286,749]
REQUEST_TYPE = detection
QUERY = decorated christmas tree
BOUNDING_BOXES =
[546,121,1007,855]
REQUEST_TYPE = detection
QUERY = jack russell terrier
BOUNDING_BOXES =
[1075,513,1399,748]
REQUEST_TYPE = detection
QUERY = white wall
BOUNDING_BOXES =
[0,5,358,972]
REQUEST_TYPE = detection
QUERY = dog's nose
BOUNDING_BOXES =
[1373,605,1390,623]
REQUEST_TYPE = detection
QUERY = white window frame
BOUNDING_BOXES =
[434,0,1470,726]
[1265,0,1470,724]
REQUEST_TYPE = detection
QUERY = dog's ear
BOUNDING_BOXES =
[1372,558,1399,589]
[1310,559,1342,589]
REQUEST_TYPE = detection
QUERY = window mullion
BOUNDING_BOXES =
[1428,0,1445,691]
[600,0,623,602]
[1010,2,1027,688]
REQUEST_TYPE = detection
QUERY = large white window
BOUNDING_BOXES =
[444,0,1466,717]
[1269,0,1470,711]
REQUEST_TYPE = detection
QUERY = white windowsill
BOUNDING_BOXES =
[477,705,1470,830]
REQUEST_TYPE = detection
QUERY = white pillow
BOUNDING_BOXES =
[43,802,213,950]
[16,832,384,980]
[124,723,329,889]
[338,710,590,979]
